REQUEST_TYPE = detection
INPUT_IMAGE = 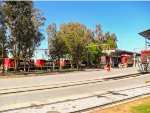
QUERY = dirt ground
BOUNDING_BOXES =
[0,68,101,79]
[89,95,150,113]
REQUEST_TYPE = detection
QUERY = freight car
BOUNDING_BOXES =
[4,58,15,71]
[3,58,61,71]
[4,58,35,71]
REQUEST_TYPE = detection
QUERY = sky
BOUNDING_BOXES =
[34,1,150,58]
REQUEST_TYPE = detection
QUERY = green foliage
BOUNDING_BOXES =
[3,1,45,71]
[87,42,102,64]
[95,24,103,44]
[133,104,150,113]
[104,32,117,49]
[46,23,65,60]
[3,1,45,58]
[0,2,8,57]
[1,1,119,71]
[46,22,118,68]
[0,2,8,73]
[47,23,57,51]
[106,40,117,49]
[59,22,87,68]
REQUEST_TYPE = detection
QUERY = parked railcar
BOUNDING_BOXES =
[137,50,150,73]
[36,59,46,70]
[4,58,15,71]
[60,59,71,69]
[118,54,133,68]
[100,56,110,69]
[4,58,35,71]
[36,59,59,70]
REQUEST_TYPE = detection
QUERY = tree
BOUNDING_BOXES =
[95,24,103,44]
[104,32,117,50]
[81,29,94,67]
[21,7,45,71]
[59,22,87,69]
[3,1,45,71]
[47,23,57,59]
[85,29,94,44]
[46,23,66,70]
[0,2,8,73]
[50,31,66,59]
[87,42,102,67]
[47,23,56,51]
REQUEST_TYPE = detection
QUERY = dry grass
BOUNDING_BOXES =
[89,96,150,113]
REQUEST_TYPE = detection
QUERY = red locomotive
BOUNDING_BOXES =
[118,54,133,68]
[36,59,46,69]
[3,58,35,71]
[137,50,150,73]
[1,58,62,71]
[138,29,150,73]
[100,54,133,69]
[35,59,60,70]
[4,58,15,71]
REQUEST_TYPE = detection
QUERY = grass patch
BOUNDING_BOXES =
[89,96,150,113]
[133,104,150,113]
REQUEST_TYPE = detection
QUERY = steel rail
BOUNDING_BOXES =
[0,73,148,95]
[1,84,150,113]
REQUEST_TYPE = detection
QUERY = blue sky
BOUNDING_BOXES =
[34,1,150,54]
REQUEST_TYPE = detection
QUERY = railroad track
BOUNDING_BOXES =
[0,72,147,95]
[73,91,150,113]
[1,84,150,113]
[0,72,150,113]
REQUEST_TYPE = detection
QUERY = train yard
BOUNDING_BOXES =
[0,1,150,113]
[0,26,149,112]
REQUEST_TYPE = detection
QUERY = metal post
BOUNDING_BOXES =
[134,48,136,67]
[145,38,147,49]
[86,49,89,67]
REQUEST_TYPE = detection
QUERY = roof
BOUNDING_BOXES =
[141,49,150,53]
[139,29,150,39]
[115,49,139,56]
[102,49,140,56]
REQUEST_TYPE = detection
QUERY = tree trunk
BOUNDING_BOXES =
[86,51,89,68]
[17,44,21,72]
[14,58,17,72]
[70,60,74,69]
[14,45,17,72]
[24,59,26,71]
[2,42,5,74]
[17,58,20,72]
[53,62,55,71]
[76,62,79,69]
[58,57,60,71]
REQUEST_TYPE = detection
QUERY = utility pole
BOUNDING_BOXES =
[145,38,147,50]
[133,48,136,67]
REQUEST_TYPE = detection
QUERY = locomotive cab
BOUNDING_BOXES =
[137,50,150,73]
